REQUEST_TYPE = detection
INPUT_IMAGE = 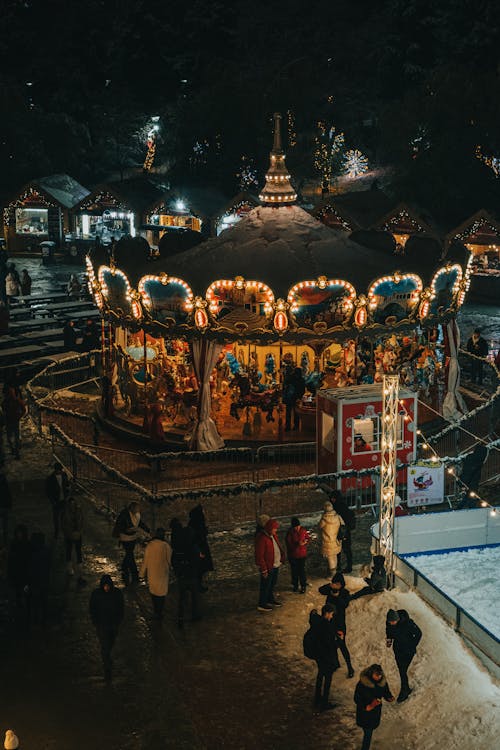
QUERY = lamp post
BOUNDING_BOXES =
[379,374,399,587]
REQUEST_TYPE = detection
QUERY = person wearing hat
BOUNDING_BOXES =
[254,518,285,611]
[285,516,311,593]
[319,501,345,577]
[353,434,371,452]
[89,574,125,682]
[466,328,489,385]
[318,572,354,677]
[350,555,387,600]
[308,603,340,713]
[354,664,394,749]
[140,527,172,622]
[386,608,422,702]
[328,488,356,573]
[4,730,19,750]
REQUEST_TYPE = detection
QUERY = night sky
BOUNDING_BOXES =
[1,0,500,220]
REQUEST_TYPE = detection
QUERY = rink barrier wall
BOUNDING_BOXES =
[392,508,500,554]
[393,555,500,679]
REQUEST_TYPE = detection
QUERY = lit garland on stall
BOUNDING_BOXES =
[453,215,500,243]
[382,209,425,235]
[343,149,369,178]
[315,204,352,231]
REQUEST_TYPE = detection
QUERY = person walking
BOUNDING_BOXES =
[62,495,86,586]
[20,269,32,297]
[354,664,394,750]
[319,501,344,577]
[308,604,339,712]
[350,555,387,600]
[283,366,306,431]
[466,328,489,385]
[170,518,202,628]
[318,572,354,677]
[140,527,172,622]
[285,516,311,593]
[386,608,422,702]
[114,501,150,585]
[188,504,214,592]
[255,518,285,612]
[45,462,70,539]
[3,380,25,460]
[327,488,356,572]
[89,574,124,682]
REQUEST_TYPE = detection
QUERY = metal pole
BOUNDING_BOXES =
[379,374,399,587]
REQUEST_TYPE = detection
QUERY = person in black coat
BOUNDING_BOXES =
[188,504,214,592]
[45,462,70,538]
[283,367,305,431]
[318,572,354,677]
[62,320,79,350]
[466,329,489,385]
[309,604,340,712]
[386,608,422,702]
[170,518,202,627]
[354,664,394,750]
[350,555,387,600]
[89,574,124,682]
[328,489,355,572]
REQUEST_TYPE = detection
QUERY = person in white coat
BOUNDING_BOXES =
[319,501,345,576]
[140,527,172,621]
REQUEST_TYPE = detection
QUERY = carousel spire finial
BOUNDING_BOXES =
[259,112,297,206]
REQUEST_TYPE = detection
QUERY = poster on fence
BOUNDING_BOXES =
[407,463,444,507]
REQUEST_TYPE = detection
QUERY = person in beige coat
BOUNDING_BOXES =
[140,527,172,621]
[319,501,345,576]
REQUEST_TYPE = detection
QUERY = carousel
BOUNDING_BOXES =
[86,114,472,451]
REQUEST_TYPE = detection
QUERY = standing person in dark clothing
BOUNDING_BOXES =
[354,664,394,750]
[318,572,354,677]
[7,524,30,620]
[386,609,422,702]
[89,574,124,682]
[81,319,99,351]
[350,555,387,600]
[283,367,305,431]
[170,518,202,628]
[285,516,311,593]
[63,320,79,350]
[466,329,489,385]
[188,504,214,592]
[327,488,356,573]
[27,532,51,627]
[0,470,12,544]
[308,604,339,712]
[114,501,150,585]
[45,462,70,539]
[20,269,32,296]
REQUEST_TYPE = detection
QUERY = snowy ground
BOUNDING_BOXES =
[404,546,500,638]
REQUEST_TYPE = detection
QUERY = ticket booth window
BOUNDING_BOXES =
[352,415,404,454]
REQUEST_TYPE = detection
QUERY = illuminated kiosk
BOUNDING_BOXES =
[87,114,472,451]
[316,384,417,491]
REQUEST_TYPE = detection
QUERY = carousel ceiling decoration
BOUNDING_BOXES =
[98,265,141,320]
[367,272,422,326]
[138,273,194,325]
[428,264,463,317]
[288,277,356,331]
[206,277,274,333]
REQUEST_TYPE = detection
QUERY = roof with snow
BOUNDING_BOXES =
[32,174,90,208]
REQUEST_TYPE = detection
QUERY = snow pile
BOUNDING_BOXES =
[406,546,500,638]
[271,577,500,750]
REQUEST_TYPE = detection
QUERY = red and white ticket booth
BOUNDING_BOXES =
[316,384,418,491]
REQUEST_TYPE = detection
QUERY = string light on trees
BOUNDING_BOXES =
[143,116,160,172]
[236,156,258,191]
[475,145,500,178]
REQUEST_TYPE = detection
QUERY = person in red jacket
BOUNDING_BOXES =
[285,516,311,594]
[254,518,285,612]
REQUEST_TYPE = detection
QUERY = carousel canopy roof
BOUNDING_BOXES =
[130,204,449,297]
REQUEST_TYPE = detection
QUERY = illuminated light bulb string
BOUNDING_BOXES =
[397,398,498,516]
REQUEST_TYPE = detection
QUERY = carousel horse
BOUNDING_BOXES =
[304,370,325,395]
[229,372,279,422]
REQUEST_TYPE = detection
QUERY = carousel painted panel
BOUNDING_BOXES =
[138,274,194,324]
[98,266,136,318]
[429,264,462,317]
[288,278,355,329]
[368,274,422,326]
[206,277,274,330]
